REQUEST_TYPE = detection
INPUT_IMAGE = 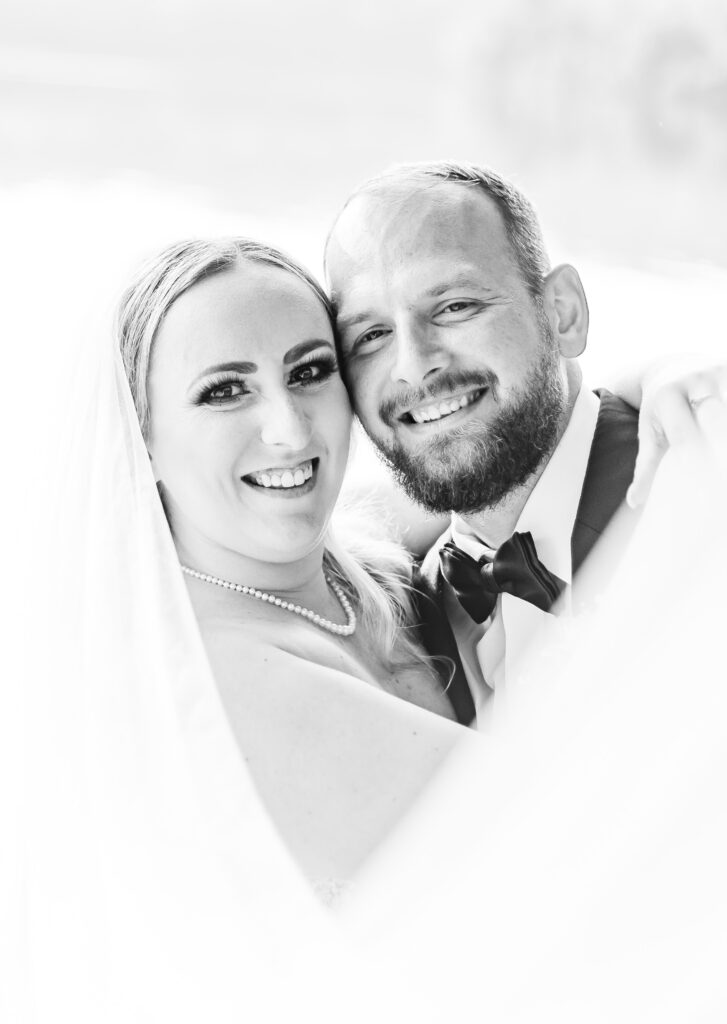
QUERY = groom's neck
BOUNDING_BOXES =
[457,479,539,549]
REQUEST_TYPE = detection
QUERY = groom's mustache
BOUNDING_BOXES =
[379,369,500,426]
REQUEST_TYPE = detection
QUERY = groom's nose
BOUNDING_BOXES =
[389,320,448,387]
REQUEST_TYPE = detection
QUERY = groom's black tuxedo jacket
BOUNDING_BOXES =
[414,390,640,726]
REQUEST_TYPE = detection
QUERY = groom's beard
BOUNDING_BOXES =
[371,345,567,515]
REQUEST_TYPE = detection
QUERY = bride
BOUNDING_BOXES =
[116,237,464,888]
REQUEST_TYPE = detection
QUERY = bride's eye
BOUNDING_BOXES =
[196,379,249,405]
[289,356,338,387]
[293,366,318,383]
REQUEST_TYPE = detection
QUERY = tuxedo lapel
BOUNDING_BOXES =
[571,389,640,575]
[414,538,476,726]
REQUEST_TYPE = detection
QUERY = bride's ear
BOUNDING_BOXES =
[542,264,589,359]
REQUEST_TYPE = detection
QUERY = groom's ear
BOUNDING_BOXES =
[542,264,588,359]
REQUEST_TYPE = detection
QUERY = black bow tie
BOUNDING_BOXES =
[439,532,567,624]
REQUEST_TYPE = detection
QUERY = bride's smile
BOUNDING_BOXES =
[244,456,316,492]
[146,260,352,573]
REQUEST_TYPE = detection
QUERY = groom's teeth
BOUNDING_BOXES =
[409,390,481,424]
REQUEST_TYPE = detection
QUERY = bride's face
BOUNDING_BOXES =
[146,262,352,566]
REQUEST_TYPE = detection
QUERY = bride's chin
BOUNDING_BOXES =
[172,516,331,580]
[240,522,331,569]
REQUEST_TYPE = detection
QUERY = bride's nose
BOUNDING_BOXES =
[258,390,312,450]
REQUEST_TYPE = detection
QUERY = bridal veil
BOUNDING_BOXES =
[7,287,727,1022]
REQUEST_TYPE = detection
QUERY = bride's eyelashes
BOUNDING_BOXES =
[193,373,251,406]
[287,352,339,388]
[192,354,340,407]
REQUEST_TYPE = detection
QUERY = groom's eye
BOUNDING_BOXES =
[351,327,390,353]
[437,300,480,317]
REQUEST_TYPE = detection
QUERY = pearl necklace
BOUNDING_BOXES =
[180,564,356,637]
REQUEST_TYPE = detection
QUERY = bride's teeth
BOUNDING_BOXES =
[250,459,314,488]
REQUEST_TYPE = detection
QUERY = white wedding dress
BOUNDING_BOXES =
[6,319,727,1023]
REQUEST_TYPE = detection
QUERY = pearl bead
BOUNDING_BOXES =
[180,564,356,637]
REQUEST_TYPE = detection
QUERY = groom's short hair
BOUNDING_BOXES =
[327,161,551,299]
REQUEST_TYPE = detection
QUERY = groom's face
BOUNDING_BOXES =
[326,183,567,513]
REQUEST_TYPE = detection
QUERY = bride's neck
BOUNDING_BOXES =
[173,530,331,606]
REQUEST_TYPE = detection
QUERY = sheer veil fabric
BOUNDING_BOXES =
[11,324,468,1022]
[346,412,727,1021]
[9,333,401,1022]
[9,310,727,1022]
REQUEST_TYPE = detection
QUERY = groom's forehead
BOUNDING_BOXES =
[327,184,513,300]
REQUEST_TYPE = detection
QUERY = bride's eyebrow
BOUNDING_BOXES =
[192,360,258,381]
[283,339,335,365]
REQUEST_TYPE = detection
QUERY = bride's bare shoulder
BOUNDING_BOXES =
[196,616,295,675]
[193,614,467,885]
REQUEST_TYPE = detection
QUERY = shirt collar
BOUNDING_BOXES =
[451,386,600,584]
[516,385,599,583]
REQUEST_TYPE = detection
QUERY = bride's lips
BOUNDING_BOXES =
[241,457,319,498]
[399,386,489,428]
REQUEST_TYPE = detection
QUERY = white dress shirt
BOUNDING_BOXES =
[443,386,601,721]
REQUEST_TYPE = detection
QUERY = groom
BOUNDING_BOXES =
[324,161,640,726]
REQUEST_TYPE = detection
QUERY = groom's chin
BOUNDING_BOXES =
[390,463,466,515]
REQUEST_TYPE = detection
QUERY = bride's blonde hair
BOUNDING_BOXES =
[116,238,446,684]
